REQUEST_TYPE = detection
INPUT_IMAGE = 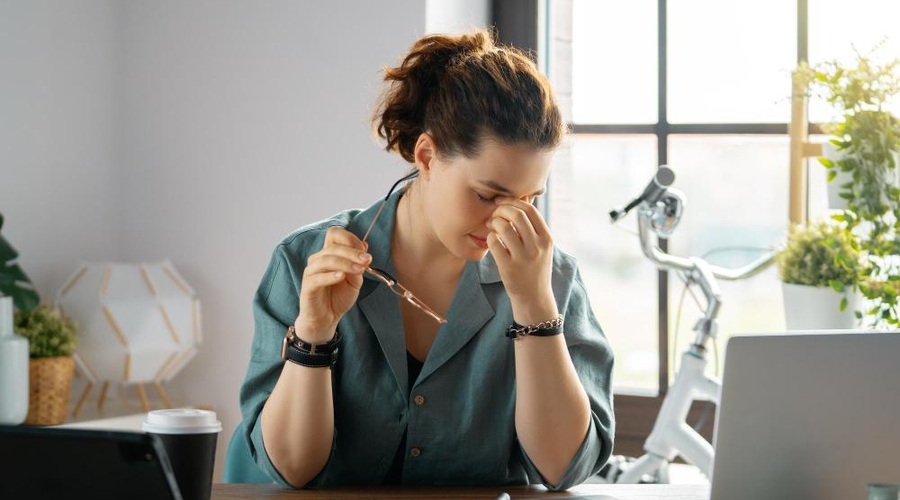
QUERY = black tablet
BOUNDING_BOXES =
[0,425,182,500]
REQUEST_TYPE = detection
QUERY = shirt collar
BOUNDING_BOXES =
[348,186,503,285]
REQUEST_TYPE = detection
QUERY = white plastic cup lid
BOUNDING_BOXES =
[142,409,222,435]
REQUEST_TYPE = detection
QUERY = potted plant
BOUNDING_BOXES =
[14,305,78,425]
[807,48,900,328]
[776,217,863,330]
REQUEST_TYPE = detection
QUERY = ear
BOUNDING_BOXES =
[413,133,437,180]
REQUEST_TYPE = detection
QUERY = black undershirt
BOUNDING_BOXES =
[383,351,425,484]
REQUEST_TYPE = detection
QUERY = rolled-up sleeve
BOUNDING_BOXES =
[518,263,616,491]
[238,243,305,488]
[239,213,363,488]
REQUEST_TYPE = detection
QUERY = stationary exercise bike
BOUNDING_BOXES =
[599,166,774,483]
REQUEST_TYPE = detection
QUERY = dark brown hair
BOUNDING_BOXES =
[373,29,564,163]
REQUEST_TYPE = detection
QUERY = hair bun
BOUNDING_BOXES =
[374,29,562,163]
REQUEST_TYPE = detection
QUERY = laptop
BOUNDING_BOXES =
[0,425,182,499]
[710,331,900,500]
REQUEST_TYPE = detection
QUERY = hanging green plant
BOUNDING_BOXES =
[808,46,900,328]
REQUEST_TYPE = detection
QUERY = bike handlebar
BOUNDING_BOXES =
[637,208,775,280]
[623,167,776,281]
[614,166,778,349]
[636,200,775,347]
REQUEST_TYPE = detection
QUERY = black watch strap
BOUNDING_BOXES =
[281,325,340,368]
[284,325,340,354]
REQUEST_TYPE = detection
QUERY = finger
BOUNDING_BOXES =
[487,216,526,257]
[494,198,551,241]
[310,244,372,269]
[324,226,366,250]
[487,232,511,266]
[303,268,354,291]
[493,199,547,238]
[306,254,368,277]
[490,205,539,251]
[342,268,364,291]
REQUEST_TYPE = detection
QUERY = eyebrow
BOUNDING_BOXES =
[477,180,546,197]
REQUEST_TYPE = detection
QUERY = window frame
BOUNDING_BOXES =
[494,0,820,392]
[494,0,827,455]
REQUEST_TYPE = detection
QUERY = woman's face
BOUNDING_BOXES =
[419,138,553,262]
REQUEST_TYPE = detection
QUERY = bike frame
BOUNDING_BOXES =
[613,194,773,483]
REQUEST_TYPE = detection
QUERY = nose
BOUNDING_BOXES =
[481,202,498,226]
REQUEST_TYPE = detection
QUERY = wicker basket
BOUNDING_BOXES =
[26,356,75,426]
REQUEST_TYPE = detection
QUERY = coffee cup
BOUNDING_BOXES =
[868,483,900,500]
[142,409,222,500]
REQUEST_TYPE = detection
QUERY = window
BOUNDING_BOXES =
[807,0,900,122]
[544,0,900,396]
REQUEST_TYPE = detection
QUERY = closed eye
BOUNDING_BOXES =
[475,191,497,203]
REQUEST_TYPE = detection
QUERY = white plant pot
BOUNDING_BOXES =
[823,141,900,211]
[782,282,860,330]
[0,296,29,425]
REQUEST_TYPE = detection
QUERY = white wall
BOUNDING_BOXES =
[116,0,426,481]
[1,0,492,483]
[426,0,490,34]
[0,0,120,295]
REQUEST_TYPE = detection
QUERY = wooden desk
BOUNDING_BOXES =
[212,483,710,499]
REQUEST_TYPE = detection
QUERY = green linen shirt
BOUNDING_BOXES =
[239,188,615,490]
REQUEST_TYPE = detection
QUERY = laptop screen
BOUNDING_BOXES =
[711,332,900,500]
[0,425,182,500]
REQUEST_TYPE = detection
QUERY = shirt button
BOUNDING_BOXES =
[413,394,425,406]
[409,447,422,458]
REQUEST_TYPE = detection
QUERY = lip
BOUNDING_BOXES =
[469,234,488,249]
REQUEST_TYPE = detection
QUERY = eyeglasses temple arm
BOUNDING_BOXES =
[361,201,387,244]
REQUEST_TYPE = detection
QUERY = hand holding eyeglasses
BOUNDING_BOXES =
[486,198,558,323]
[296,227,372,343]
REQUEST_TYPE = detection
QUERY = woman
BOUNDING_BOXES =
[239,28,614,491]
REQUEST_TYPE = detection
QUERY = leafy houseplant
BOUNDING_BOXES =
[804,49,900,327]
[14,305,78,425]
[776,218,863,329]
[777,219,861,295]
[0,212,40,312]
[15,305,77,358]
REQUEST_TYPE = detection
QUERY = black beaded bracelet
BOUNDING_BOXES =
[505,315,564,340]
[281,325,340,368]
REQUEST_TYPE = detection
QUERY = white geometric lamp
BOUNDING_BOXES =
[55,260,202,415]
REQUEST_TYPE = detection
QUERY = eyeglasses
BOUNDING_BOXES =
[361,171,447,324]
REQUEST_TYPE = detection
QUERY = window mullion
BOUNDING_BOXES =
[657,0,670,397]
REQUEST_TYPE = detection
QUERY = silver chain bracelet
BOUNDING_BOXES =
[506,315,564,340]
